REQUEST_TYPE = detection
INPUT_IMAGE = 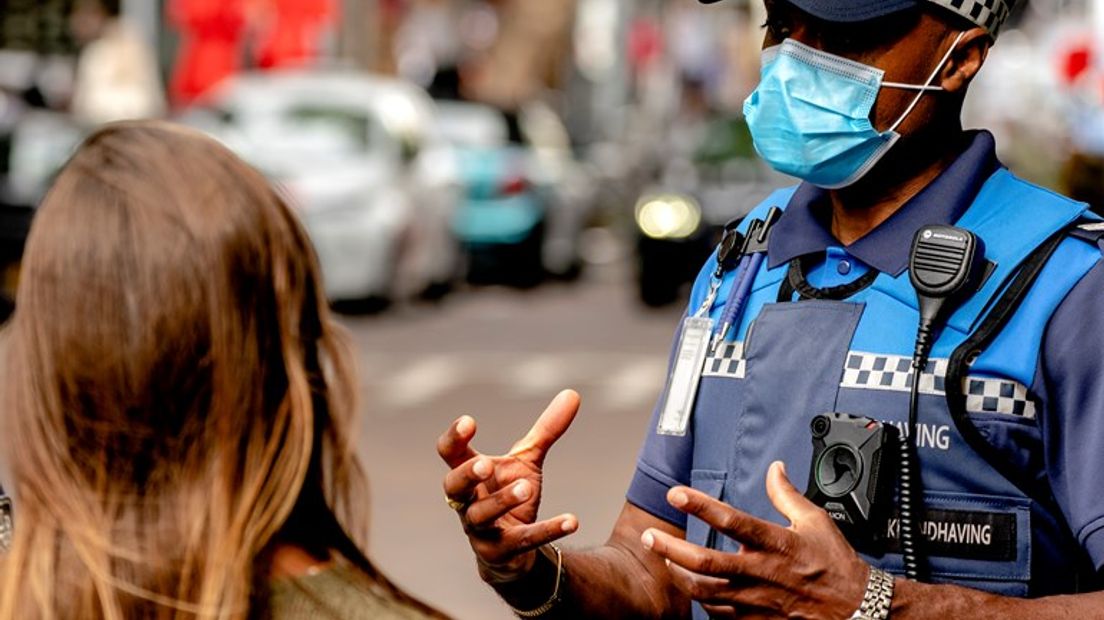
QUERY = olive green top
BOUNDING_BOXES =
[269,563,440,620]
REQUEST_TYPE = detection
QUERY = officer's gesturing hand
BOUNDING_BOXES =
[641,461,869,619]
[437,389,581,583]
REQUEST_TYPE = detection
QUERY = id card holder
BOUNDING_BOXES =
[657,315,714,437]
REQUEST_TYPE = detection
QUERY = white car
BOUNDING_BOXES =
[180,70,461,306]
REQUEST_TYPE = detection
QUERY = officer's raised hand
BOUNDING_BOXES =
[642,461,869,618]
[437,389,581,583]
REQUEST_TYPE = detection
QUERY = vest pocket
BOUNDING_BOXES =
[686,469,727,550]
[869,490,1031,597]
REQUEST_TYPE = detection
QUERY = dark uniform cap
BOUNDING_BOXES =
[701,0,1015,37]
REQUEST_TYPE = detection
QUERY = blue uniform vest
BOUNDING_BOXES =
[682,169,1100,614]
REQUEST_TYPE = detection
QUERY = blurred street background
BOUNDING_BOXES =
[0,0,1101,617]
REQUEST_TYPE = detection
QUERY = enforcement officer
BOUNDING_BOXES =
[438,0,1104,617]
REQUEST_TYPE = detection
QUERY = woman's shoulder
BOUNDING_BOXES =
[268,563,441,620]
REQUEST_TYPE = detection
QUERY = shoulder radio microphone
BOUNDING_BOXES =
[908,225,988,362]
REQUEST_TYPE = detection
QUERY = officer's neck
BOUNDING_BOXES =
[826,125,967,246]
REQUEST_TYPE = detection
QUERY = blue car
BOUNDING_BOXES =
[452,146,547,284]
[435,102,556,286]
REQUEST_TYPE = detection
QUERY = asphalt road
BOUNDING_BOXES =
[341,260,683,619]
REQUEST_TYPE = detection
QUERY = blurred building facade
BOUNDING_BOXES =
[0,0,757,118]
[0,0,1100,202]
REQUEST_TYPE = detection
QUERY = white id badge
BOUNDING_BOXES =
[657,316,714,437]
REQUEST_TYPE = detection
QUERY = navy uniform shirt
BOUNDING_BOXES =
[627,130,1104,570]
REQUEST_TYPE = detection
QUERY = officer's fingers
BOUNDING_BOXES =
[498,513,579,555]
[465,480,536,529]
[765,461,821,526]
[443,455,494,503]
[667,487,791,552]
[664,560,741,605]
[509,390,581,462]
[666,564,778,615]
[699,604,740,619]
[437,416,480,469]
[699,605,772,620]
[642,528,754,578]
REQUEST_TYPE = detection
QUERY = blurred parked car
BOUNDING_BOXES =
[180,70,461,307]
[434,100,597,286]
[634,115,788,307]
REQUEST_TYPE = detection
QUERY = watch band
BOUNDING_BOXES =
[848,566,894,620]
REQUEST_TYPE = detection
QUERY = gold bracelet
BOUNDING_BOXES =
[510,545,564,618]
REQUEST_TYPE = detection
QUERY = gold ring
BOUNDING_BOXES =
[446,496,469,513]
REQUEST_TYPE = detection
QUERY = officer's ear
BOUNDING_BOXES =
[939,27,992,95]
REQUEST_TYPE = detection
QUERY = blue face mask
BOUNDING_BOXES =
[743,34,965,189]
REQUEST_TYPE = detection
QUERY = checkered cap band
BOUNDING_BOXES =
[927,0,1014,37]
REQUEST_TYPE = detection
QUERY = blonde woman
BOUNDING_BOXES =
[0,121,445,620]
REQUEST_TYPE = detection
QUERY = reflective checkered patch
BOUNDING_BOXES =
[841,352,948,395]
[928,0,1014,37]
[703,341,746,380]
[964,377,1036,418]
[840,351,1036,420]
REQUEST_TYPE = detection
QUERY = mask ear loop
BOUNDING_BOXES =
[886,31,968,133]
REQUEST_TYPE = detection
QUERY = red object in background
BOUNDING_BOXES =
[254,0,339,69]
[628,18,664,74]
[499,175,529,197]
[1057,39,1104,103]
[168,0,248,106]
[1060,43,1094,85]
[379,0,406,21]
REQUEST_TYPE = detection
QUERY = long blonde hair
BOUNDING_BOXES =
[0,121,408,618]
